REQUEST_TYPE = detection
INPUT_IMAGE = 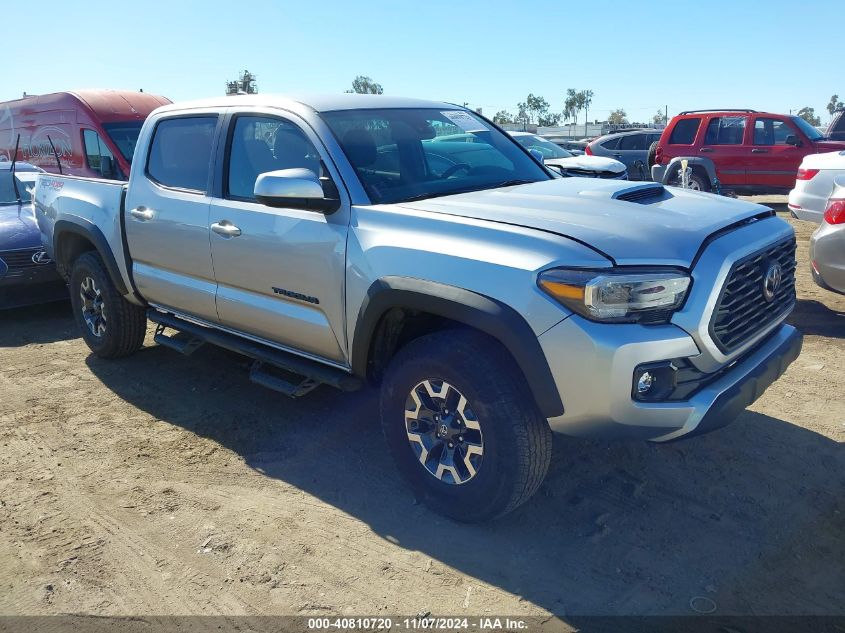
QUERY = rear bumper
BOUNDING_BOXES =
[788,189,824,223]
[809,222,845,294]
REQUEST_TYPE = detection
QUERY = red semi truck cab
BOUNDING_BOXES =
[0,90,170,180]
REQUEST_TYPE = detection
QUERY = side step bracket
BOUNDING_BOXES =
[147,310,362,396]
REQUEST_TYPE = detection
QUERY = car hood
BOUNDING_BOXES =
[0,202,41,251]
[545,155,626,173]
[395,179,770,267]
[814,141,845,153]
[800,149,845,170]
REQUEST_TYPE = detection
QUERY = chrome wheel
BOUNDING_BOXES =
[404,379,483,485]
[80,276,107,338]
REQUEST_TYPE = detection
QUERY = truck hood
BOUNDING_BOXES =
[0,202,41,251]
[395,179,770,268]
[545,155,626,174]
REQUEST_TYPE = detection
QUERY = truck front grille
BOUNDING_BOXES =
[709,237,796,353]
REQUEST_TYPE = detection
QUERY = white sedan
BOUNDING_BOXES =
[508,132,627,179]
[788,150,845,223]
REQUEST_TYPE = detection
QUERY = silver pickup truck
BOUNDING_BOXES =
[35,94,802,521]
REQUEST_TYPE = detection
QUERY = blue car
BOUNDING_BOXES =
[0,161,66,308]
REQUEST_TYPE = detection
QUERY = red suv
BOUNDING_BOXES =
[649,109,845,194]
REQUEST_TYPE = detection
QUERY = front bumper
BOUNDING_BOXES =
[540,316,802,442]
[0,265,66,309]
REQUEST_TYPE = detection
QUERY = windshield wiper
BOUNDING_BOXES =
[399,179,538,204]
[494,179,536,188]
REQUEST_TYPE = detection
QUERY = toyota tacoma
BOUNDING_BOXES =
[34,95,802,521]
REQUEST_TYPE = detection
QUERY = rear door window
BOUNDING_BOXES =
[668,118,701,144]
[146,116,218,192]
[703,116,747,145]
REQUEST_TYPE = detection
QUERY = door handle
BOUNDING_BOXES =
[130,207,154,221]
[752,148,769,153]
[211,221,242,238]
[699,148,714,153]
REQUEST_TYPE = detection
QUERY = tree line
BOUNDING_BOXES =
[340,78,844,131]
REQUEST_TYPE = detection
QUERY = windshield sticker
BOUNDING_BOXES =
[441,110,488,133]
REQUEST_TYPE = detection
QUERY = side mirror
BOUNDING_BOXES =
[254,168,339,213]
[100,155,115,178]
[785,135,802,147]
[529,148,545,164]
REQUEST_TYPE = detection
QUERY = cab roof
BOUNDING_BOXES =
[155,93,461,115]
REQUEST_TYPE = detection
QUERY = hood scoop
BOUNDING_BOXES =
[613,184,669,204]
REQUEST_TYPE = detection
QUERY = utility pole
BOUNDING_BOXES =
[665,105,668,125]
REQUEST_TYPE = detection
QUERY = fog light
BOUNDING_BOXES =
[637,371,654,395]
[632,361,678,402]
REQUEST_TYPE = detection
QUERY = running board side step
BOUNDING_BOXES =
[147,310,362,395]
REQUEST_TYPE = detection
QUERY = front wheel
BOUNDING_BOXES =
[380,330,552,522]
[69,251,147,358]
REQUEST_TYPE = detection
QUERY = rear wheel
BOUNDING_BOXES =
[669,168,710,192]
[69,252,147,358]
[380,330,552,522]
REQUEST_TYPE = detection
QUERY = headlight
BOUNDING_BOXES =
[537,268,691,324]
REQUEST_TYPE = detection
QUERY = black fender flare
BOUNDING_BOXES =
[351,276,564,418]
[661,156,718,185]
[53,218,130,296]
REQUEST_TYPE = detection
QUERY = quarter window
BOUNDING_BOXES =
[600,137,621,150]
[704,116,746,145]
[146,117,217,192]
[83,129,115,173]
[226,116,322,200]
[668,118,701,144]
[753,118,795,145]
[618,134,647,150]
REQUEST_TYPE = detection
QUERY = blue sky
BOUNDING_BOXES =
[3,0,840,124]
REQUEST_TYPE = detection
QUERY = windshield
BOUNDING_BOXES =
[321,108,550,204]
[791,116,825,141]
[513,134,572,159]
[0,171,37,204]
[103,121,144,162]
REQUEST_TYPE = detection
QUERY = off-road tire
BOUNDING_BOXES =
[69,251,147,358]
[380,329,552,522]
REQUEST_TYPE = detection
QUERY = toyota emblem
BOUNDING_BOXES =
[762,262,782,302]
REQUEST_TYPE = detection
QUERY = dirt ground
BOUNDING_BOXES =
[0,205,843,623]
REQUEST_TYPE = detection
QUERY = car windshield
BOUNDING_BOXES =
[791,116,825,141]
[321,108,550,204]
[0,170,37,204]
[513,134,572,159]
[103,121,144,162]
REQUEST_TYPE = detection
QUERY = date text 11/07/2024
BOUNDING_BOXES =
[307,616,530,630]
